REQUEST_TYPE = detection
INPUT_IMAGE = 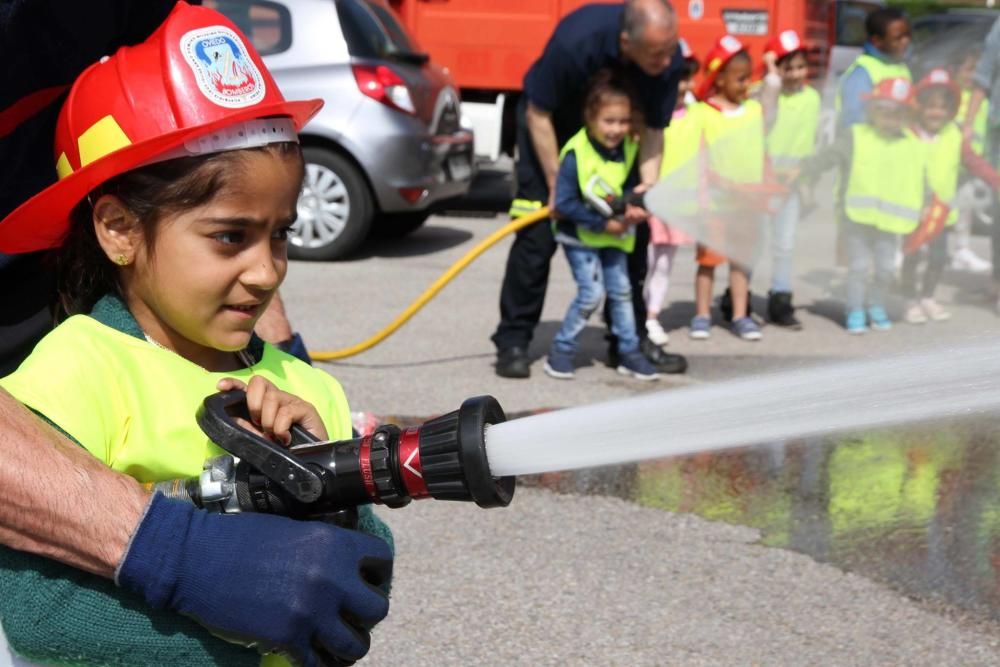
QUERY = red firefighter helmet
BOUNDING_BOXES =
[912,67,961,113]
[0,1,322,254]
[763,29,806,62]
[696,34,747,100]
[864,77,913,105]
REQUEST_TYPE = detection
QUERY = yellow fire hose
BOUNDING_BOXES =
[309,207,550,362]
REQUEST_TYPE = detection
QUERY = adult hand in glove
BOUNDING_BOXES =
[117,494,392,666]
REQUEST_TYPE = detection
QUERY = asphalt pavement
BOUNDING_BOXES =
[279,167,1000,664]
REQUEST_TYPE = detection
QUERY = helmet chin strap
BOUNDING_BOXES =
[141,117,298,167]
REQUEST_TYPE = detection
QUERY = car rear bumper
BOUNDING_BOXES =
[360,127,476,213]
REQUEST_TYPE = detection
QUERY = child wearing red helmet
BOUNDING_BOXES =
[643,38,699,348]
[902,68,1000,323]
[761,29,821,330]
[689,35,765,342]
[798,77,924,334]
[0,4,392,666]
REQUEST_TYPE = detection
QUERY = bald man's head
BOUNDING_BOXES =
[620,0,678,76]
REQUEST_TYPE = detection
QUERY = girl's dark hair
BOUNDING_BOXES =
[719,50,751,73]
[776,49,807,68]
[583,67,640,125]
[681,58,700,80]
[55,141,302,318]
[916,86,959,114]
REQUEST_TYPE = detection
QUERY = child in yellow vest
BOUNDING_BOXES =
[643,39,699,348]
[0,5,390,666]
[902,68,1000,323]
[689,35,765,342]
[799,78,925,334]
[953,45,994,273]
[762,30,821,330]
[544,69,657,381]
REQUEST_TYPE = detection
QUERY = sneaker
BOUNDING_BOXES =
[689,315,712,340]
[845,309,867,334]
[868,306,892,331]
[496,346,530,379]
[951,247,992,273]
[617,350,660,381]
[645,319,670,346]
[640,337,688,374]
[543,351,575,380]
[904,300,928,324]
[732,316,762,341]
[920,298,951,321]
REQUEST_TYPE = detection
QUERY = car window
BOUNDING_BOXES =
[337,0,421,60]
[835,1,878,47]
[205,0,292,56]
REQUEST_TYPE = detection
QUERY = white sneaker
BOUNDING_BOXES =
[904,301,927,324]
[920,298,951,321]
[645,319,670,346]
[951,247,992,273]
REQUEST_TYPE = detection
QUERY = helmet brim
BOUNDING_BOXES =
[0,98,322,254]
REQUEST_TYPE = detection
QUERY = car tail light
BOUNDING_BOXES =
[398,187,427,204]
[352,64,416,115]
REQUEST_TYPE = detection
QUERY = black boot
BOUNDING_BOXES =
[767,291,802,329]
[496,346,531,378]
[720,288,753,323]
[640,337,688,374]
[605,334,620,369]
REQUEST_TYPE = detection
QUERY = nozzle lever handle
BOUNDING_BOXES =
[197,390,324,503]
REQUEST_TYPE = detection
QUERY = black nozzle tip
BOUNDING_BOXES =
[457,396,515,508]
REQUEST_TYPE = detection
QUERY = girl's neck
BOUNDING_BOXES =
[708,94,742,111]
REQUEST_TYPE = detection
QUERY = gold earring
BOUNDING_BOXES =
[113,254,130,266]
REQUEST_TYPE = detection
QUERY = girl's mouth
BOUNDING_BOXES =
[224,303,260,318]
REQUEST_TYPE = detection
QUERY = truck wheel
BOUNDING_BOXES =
[378,211,431,238]
[290,147,373,261]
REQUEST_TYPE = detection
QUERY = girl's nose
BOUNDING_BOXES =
[242,243,283,290]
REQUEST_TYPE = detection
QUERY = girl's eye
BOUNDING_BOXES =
[274,225,294,241]
[214,230,245,245]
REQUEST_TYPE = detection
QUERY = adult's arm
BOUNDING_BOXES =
[639,126,665,186]
[0,387,146,577]
[525,101,563,208]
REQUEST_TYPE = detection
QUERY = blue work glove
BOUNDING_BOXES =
[117,493,392,666]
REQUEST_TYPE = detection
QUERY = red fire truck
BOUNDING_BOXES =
[388,0,884,159]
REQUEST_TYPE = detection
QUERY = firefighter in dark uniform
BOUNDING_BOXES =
[492,0,689,378]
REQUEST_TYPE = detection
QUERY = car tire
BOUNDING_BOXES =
[290,147,373,261]
[378,211,431,238]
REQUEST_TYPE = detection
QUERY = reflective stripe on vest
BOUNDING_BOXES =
[0,316,353,482]
[919,124,962,226]
[767,86,821,172]
[558,128,639,252]
[509,197,545,219]
[844,124,925,234]
[836,54,911,112]
[700,99,765,195]
[659,105,703,217]
[958,89,989,156]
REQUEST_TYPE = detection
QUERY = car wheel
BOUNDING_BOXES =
[291,147,373,261]
[378,211,431,238]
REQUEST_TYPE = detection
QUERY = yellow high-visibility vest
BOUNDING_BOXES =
[916,123,961,226]
[767,86,821,173]
[659,104,703,217]
[836,54,911,112]
[558,128,639,252]
[844,124,925,234]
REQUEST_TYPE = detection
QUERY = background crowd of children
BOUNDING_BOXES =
[543,6,1000,382]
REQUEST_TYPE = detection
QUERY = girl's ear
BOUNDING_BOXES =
[92,195,141,265]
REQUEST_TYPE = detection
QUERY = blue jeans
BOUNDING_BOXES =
[770,192,800,293]
[844,221,898,312]
[552,244,639,356]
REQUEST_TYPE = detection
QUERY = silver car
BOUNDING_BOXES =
[209,0,474,260]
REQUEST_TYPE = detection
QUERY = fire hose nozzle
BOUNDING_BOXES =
[154,392,515,525]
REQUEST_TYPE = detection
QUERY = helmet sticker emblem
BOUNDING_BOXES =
[180,26,265,108]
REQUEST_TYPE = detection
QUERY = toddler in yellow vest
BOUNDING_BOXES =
[0,5,391,666]
[543,69,658,381]
[799,78,925,334]
[688,35,765,342]
[761,29,821,330]
[952,45,994,274]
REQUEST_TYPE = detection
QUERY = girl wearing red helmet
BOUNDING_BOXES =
[689,35,765,342]
[0,4,392,666]
[761,29,821,330]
